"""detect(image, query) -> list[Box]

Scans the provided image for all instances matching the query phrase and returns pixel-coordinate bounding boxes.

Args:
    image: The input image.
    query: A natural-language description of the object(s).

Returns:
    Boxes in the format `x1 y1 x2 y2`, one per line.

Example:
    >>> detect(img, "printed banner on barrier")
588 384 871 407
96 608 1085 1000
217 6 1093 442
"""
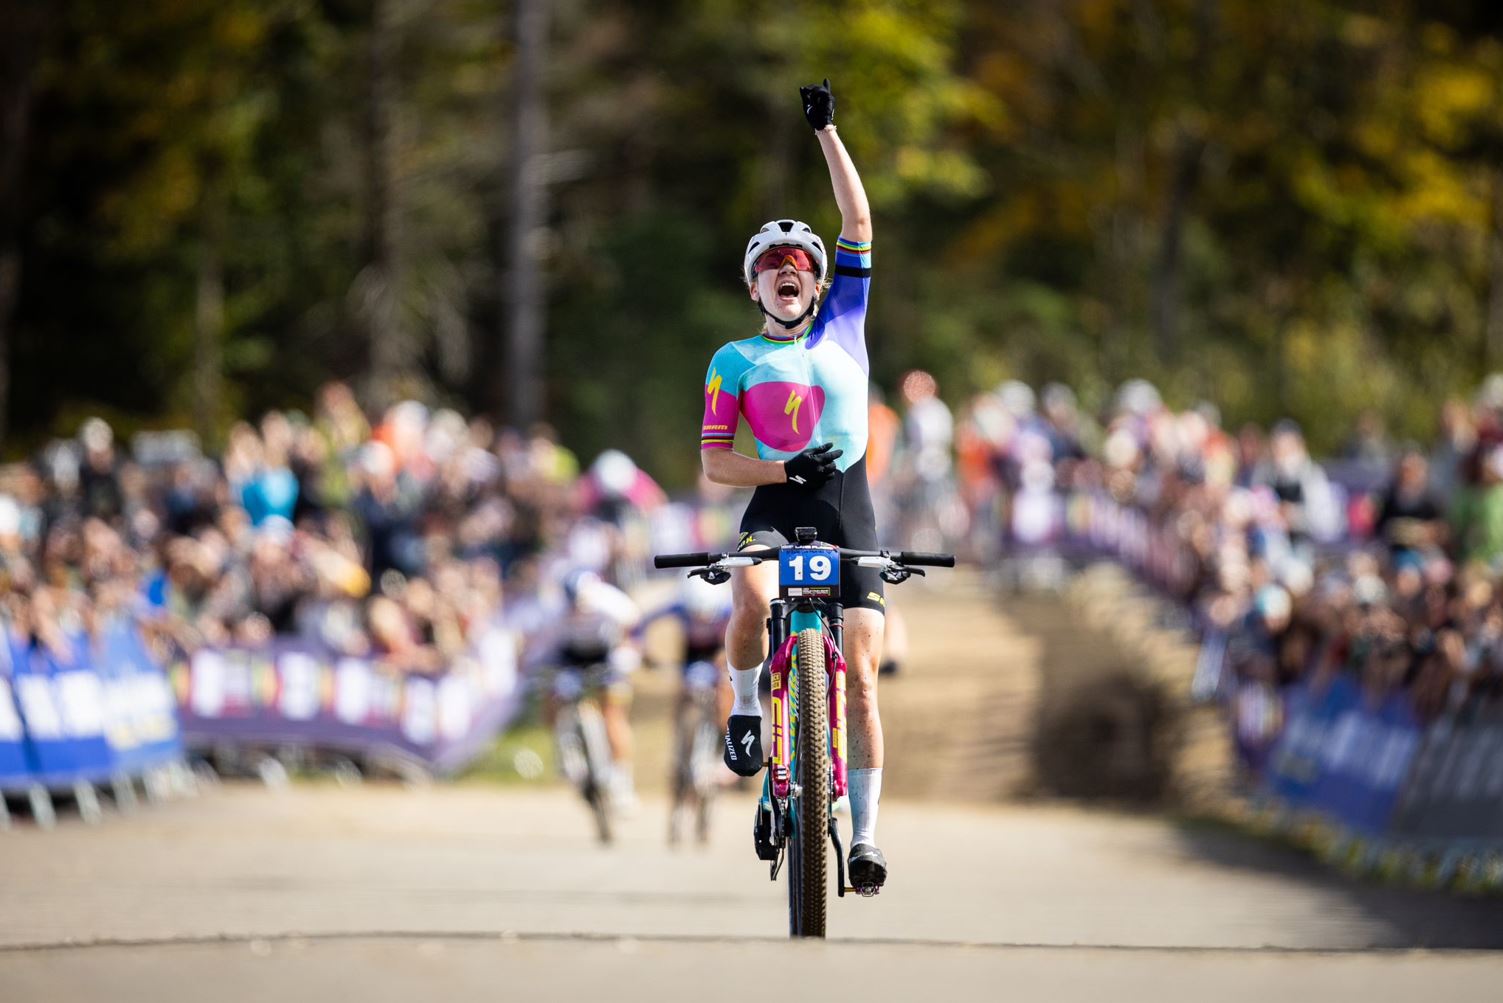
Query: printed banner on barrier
173 624 520 773
1263 676 1422 835
2 621 183 786
1389 704 1503 842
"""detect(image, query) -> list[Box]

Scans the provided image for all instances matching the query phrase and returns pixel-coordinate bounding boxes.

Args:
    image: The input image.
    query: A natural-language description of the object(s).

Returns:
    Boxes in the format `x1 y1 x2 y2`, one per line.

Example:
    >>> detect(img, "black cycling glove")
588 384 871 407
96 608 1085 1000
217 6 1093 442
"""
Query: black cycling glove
799 78 835 131
784 442 842 488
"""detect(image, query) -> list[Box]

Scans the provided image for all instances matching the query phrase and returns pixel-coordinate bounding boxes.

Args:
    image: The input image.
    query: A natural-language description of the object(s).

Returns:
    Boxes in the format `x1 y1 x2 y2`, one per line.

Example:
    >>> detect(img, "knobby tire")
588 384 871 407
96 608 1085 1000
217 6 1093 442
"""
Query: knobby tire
580 706 614 846
791 628 828 938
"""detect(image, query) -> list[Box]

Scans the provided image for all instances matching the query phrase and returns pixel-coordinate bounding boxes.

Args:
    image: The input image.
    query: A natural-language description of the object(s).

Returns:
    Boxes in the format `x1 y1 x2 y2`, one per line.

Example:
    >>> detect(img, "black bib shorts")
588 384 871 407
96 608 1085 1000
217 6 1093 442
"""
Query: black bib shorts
737 454 886 614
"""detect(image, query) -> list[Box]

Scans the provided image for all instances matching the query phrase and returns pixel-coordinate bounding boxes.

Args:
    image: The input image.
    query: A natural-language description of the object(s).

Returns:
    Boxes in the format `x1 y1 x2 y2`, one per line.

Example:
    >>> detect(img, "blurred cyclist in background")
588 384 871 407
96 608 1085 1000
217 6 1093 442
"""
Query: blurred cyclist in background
638 574 736 837
639 574 734 722
533 568 643 808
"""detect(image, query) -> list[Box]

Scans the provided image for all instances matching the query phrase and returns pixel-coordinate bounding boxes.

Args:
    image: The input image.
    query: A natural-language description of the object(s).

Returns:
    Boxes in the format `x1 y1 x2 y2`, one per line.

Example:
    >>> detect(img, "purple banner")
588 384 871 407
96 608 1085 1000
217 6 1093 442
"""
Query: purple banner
172 624 521 775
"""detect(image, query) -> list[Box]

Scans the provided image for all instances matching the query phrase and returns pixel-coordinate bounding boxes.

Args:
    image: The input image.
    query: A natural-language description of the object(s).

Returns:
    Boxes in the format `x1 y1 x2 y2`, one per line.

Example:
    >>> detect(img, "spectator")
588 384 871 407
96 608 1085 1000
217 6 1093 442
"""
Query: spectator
1374 449 1446 571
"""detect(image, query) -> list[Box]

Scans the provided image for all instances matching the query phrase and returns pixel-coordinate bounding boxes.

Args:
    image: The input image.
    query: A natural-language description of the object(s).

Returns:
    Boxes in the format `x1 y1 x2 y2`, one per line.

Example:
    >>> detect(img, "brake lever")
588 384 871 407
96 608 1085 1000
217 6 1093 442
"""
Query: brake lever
689 567 731 586
879 566 916 585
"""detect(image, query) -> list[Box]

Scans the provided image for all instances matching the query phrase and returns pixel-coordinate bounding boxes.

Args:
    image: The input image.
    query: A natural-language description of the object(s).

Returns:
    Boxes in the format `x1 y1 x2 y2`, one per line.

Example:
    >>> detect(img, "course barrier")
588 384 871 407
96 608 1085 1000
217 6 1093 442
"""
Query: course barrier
1053 488 1503 886
170 623 522 778
0 618 184 827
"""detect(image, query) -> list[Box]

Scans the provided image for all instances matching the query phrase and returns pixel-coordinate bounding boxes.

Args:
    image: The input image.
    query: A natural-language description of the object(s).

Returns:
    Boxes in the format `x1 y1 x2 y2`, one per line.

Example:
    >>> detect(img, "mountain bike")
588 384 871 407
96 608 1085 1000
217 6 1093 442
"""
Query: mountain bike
548 663 616 845
655 527 953 937
668 657 723 846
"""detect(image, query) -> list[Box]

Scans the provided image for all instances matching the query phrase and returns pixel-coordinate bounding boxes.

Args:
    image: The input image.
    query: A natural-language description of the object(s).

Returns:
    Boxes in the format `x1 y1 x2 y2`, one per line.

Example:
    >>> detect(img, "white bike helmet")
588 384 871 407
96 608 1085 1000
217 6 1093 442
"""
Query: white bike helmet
742 219 828 287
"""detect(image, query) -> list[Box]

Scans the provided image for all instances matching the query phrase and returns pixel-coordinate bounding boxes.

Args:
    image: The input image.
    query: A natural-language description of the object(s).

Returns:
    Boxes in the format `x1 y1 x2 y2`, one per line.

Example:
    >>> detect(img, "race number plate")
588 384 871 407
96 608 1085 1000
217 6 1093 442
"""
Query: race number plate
779 546 840 595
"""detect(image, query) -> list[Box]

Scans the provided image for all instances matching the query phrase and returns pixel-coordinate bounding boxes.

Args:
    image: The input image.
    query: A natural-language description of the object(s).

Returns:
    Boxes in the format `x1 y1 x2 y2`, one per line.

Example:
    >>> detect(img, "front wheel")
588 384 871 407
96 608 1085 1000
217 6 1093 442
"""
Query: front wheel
576 702 615 846
789 628 829 938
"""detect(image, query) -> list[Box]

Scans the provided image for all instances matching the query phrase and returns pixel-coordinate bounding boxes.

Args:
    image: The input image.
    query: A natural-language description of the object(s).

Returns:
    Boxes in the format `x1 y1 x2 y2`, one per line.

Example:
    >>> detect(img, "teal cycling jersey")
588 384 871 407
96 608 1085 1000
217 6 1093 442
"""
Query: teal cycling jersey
700 236 871 470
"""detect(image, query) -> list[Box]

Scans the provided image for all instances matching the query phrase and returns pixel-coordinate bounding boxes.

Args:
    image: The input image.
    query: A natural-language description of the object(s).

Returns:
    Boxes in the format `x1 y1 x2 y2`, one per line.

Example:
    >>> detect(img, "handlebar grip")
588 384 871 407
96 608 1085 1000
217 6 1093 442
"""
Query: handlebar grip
897 551 955 568
653 552 714 569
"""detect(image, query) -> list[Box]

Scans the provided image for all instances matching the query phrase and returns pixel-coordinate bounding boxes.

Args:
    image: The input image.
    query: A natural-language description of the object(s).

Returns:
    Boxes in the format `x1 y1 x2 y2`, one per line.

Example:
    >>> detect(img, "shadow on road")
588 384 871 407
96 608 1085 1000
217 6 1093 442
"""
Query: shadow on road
1168 818 1503 949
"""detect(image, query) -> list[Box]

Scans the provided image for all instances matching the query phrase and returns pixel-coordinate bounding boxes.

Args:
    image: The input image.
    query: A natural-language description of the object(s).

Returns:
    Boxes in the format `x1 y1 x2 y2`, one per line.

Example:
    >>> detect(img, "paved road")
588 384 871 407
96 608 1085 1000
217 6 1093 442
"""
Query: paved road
4 785 1502 1000
4 574 1503 1000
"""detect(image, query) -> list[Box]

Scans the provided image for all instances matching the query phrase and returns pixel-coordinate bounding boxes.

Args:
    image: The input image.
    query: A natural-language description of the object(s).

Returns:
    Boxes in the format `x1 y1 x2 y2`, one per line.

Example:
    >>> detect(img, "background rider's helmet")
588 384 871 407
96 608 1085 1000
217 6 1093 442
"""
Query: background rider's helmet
742 219 828 287
590 449 638 499
562 568 601 608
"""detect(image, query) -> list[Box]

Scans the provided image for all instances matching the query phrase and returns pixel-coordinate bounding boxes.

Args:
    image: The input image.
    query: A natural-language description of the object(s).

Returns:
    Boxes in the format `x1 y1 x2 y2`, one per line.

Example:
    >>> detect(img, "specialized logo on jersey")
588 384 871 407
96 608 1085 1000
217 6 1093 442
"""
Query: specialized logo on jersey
784 388 804 433
707 368 723 414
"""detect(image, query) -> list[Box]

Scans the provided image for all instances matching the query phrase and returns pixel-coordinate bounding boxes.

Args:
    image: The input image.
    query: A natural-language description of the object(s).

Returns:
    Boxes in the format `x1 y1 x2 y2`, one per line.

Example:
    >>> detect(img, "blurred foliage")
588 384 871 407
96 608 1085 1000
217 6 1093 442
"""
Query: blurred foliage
9 0 1503 471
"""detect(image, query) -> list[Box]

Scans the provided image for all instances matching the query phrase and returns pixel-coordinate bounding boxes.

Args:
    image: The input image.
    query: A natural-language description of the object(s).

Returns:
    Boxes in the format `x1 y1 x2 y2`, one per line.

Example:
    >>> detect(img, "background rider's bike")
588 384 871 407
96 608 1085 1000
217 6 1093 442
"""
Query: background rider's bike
655 528 953 938
548 663 616 846
669 659 723 846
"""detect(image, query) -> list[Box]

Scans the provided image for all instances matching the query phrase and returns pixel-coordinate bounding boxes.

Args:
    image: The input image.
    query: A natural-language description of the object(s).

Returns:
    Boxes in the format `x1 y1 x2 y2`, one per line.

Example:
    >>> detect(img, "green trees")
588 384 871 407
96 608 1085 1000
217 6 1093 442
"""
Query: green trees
8 0 1503 472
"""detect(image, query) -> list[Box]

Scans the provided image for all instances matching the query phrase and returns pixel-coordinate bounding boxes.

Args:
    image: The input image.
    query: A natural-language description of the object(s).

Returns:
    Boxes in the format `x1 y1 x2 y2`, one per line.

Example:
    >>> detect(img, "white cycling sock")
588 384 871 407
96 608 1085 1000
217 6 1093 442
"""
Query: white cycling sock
849 768 882 848
729 660 763 717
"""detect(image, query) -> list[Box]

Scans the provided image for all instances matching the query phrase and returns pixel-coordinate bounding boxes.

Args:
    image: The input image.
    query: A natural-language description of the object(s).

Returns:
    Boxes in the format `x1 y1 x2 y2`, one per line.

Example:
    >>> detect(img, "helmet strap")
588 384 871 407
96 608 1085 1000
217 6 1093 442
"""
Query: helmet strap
758 297 818 331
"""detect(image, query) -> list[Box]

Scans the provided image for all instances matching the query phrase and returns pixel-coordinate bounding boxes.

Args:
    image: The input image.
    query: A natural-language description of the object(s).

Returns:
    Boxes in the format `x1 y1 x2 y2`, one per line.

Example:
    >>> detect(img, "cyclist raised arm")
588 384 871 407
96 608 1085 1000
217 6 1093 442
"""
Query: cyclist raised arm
698 78 890 892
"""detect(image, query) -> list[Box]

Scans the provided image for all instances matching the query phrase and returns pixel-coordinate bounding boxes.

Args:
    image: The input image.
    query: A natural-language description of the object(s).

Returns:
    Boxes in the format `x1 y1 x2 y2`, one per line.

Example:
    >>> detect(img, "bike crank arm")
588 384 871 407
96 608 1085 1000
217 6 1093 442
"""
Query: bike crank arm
829 814 847 898
769 799 789 881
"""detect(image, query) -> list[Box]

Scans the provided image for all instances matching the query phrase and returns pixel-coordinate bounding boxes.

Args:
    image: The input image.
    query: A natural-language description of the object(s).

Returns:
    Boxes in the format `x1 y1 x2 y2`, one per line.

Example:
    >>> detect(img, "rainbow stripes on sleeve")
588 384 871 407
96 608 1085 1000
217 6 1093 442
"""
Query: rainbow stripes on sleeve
833 237 872 274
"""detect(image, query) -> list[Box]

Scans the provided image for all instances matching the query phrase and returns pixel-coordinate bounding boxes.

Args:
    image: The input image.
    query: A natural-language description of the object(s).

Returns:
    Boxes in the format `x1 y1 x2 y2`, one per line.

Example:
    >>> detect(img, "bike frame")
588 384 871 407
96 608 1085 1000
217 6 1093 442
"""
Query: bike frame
651 533 953 923
767 599 848 804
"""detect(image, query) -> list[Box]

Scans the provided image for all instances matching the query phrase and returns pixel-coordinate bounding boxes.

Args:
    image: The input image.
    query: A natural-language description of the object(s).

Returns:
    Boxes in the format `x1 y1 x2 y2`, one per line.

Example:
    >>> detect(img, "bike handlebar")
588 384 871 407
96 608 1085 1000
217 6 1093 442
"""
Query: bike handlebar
896 551 956 568
653 552 714 569
653 546 955 570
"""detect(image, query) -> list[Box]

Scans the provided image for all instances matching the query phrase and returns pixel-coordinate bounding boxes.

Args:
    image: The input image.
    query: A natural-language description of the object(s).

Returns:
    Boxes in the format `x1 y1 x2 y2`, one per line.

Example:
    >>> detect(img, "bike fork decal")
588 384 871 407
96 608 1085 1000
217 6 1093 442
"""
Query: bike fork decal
827 633 849 799
768 636 795 800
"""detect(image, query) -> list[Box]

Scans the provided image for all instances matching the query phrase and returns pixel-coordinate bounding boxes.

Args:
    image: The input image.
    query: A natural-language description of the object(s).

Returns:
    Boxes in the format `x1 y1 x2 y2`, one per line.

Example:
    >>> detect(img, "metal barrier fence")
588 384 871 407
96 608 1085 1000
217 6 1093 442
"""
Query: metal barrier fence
1056 488 1503 887
0 618 184 828
171 623 522 780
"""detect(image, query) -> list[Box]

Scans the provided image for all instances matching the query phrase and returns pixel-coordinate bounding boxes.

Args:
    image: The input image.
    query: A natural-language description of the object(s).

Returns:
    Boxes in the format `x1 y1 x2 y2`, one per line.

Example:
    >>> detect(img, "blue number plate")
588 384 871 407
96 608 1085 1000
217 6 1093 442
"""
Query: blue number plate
779 547 841 589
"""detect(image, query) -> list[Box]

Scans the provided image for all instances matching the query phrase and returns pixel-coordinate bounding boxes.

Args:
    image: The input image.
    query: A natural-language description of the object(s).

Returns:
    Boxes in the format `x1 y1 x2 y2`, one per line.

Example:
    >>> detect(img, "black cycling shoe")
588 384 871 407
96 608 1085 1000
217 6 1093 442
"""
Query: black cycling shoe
848 843 888 895
723 714 765 777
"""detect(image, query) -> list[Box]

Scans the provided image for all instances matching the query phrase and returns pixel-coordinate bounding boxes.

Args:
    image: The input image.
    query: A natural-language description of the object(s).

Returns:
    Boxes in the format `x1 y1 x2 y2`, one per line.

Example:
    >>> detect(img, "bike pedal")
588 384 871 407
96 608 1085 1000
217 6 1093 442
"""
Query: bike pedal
848 884 882 898
752 801 779 861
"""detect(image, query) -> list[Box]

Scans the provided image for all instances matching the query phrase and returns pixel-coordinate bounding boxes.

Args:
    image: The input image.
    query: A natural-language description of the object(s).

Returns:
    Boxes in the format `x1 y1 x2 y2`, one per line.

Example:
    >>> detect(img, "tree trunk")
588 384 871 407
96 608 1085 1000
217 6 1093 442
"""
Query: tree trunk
1151 0 1215 368
1486 169 1503 373
0 5 50 450
194 195 225 446
1151 130 1203 365
503 0 549 429
366 0 404 408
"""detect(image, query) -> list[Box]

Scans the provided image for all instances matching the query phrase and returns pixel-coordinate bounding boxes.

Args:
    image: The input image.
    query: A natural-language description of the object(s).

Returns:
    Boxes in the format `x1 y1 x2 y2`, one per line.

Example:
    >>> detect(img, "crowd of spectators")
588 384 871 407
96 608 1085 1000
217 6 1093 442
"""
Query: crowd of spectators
932 374 1503 757
0 382 659 676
